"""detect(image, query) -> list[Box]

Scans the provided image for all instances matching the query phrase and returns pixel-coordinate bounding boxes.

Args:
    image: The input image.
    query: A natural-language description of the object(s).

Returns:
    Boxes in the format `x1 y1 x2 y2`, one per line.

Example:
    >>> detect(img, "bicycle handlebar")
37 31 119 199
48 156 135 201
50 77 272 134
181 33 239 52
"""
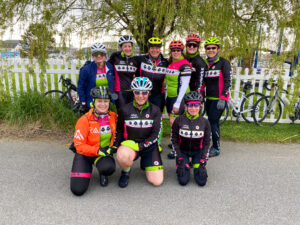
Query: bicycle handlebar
263 79 288 94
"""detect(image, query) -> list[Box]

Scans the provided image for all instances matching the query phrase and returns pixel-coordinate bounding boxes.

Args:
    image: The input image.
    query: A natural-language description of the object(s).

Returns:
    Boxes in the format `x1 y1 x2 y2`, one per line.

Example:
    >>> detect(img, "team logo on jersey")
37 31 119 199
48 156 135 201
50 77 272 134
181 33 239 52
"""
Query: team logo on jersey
212 66 215 69
196 126 199 129
74 129 84 140
130 114 138 119
130 62 133 65
146 114 149 118
154 161 159 166
182 125 189 129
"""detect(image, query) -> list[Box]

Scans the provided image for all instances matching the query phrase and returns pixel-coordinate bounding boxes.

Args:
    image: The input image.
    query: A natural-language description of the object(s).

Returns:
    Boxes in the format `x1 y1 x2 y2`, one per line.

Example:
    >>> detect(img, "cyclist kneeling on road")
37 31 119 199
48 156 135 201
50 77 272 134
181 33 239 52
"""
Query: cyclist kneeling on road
70 86 117 196
171 91 211 186
114 77 163 188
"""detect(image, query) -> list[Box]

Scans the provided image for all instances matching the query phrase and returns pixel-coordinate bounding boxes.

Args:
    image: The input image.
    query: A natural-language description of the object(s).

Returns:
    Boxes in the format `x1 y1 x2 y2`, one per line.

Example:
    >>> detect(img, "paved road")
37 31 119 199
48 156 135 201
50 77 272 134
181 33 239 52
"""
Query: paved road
0 138 299 225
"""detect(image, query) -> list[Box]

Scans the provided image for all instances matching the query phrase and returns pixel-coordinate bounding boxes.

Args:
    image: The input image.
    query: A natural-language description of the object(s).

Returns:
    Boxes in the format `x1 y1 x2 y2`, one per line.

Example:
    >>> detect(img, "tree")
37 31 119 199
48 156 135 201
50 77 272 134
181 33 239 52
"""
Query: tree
20 23 56 60
1 0 299 58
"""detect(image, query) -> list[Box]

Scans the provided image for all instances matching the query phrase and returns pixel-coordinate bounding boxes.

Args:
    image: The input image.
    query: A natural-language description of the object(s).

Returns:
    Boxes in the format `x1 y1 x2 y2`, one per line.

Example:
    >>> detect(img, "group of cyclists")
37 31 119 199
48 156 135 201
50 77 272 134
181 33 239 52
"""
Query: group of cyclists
71 33 232 196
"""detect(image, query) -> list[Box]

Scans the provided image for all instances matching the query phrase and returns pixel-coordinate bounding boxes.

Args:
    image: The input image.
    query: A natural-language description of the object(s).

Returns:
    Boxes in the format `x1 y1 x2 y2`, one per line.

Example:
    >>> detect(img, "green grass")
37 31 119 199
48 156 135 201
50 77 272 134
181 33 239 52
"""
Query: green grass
162 119 300 143
0 92 299 143
1 92 77 132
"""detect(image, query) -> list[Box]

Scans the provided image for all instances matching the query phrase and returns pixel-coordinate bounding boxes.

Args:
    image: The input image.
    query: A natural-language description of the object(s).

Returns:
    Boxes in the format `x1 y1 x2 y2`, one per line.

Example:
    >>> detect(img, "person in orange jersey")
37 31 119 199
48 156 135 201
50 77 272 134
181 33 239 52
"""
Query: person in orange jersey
70 86 117 196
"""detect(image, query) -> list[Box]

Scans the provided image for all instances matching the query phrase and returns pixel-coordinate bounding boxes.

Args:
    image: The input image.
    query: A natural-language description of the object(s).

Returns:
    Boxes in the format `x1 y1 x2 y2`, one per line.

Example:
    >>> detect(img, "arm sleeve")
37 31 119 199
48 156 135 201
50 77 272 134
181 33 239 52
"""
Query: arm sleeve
73 116 99 157
113 108 125 147
197 61 206 92
201 119 211 162
171 117 181 156
174 76 191 108
138 108 162 152
220 59 232 100
77 67 88 102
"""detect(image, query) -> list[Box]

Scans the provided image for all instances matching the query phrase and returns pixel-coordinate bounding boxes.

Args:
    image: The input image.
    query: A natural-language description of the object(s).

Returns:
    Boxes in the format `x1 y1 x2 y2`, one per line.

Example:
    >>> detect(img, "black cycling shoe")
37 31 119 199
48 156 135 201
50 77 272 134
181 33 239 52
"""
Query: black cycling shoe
167 149 177 159
209 146 220 157
168 143 173 149
100 174 108 187
118 171 130 188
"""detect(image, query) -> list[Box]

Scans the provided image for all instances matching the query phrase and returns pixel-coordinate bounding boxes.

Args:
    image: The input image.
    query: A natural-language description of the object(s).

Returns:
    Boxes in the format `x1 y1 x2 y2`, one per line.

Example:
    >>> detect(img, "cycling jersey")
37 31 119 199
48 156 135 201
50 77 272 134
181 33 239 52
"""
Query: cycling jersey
73 109 117 157
186 53 206 92
114 101 162 153
95 66 108 87
202 57 232 101
135 54 168 96
166 57 192 108
171 113 211 163
78 61 114 106
108 51 139 91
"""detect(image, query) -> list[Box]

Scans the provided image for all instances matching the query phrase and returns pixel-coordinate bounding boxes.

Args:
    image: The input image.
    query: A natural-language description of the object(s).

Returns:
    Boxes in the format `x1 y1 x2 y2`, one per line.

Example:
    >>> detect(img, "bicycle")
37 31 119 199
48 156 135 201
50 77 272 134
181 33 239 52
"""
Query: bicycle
253 81 299 126
201 81 268 125
44 75 81 114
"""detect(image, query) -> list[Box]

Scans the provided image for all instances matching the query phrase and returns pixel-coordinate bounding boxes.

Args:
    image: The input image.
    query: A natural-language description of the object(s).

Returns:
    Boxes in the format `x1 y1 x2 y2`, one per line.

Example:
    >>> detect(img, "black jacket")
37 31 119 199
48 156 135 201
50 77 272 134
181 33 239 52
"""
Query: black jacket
172 113 211 160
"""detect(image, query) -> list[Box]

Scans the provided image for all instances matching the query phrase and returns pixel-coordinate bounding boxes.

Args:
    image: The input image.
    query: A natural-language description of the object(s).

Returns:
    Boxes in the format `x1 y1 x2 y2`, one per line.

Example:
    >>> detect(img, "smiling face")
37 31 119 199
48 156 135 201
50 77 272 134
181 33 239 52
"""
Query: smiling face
171 49 182 60
93 52 106 64
94 98 110 113
149 46 161 58
186 42 199 55
186 103 201 116
133 90 149 107
205 44 219 58
121 42 133 56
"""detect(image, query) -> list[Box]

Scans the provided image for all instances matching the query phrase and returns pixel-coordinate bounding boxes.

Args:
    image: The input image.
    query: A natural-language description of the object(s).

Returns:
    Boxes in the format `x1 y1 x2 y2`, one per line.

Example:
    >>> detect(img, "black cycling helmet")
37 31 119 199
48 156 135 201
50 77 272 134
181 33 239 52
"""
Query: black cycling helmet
90 86 118 102
90 86 110 99
184 91 203 103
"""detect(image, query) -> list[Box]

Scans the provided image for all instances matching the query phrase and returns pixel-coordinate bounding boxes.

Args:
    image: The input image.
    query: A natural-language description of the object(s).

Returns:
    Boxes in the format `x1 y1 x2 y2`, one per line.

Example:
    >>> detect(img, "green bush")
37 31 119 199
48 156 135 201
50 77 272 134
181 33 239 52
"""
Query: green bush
2 92 77 132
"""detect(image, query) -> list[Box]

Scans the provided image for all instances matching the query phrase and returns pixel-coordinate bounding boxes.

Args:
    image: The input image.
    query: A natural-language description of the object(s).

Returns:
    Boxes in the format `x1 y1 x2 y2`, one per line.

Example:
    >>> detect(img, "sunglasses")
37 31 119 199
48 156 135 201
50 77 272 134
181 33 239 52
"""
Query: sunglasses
187 43 199 48
134 90 149 96
171 49 181 52
205 47 217 50
92 52 106 57
187 103 201 107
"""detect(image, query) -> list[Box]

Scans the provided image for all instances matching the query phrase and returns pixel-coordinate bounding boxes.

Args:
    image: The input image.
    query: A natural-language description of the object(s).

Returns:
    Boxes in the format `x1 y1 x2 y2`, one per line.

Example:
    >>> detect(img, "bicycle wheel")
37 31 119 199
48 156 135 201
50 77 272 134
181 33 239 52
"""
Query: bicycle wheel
219 102 229 126
45 90 73 107
253 96 282 127
240 92 267 123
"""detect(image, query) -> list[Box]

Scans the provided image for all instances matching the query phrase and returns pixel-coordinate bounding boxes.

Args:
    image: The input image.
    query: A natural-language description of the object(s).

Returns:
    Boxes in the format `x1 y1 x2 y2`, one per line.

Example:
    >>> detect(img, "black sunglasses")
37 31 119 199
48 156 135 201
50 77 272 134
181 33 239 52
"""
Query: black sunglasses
92 52 106 57
187 43 199 48
205 47 217 50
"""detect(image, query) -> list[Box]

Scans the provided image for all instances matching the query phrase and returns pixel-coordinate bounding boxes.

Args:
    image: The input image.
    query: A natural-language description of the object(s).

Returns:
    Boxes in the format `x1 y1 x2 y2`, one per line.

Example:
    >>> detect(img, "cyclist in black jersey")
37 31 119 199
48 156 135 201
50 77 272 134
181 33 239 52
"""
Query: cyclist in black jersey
108 35 139 108
172 91 211 186
114 77 163 188
185 33 206 94
135 37 168 112
201 38 232 157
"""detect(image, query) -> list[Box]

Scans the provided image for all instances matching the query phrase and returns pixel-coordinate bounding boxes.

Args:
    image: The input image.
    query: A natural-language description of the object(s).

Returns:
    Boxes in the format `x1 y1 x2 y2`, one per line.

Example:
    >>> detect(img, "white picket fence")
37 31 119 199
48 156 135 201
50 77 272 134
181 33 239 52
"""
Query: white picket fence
1 59 299 124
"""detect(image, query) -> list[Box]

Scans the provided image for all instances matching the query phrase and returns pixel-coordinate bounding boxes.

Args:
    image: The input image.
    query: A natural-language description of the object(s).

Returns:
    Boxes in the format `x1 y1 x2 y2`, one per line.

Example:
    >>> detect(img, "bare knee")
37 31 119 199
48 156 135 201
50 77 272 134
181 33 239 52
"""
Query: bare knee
146 171 164 186
116 146 135 168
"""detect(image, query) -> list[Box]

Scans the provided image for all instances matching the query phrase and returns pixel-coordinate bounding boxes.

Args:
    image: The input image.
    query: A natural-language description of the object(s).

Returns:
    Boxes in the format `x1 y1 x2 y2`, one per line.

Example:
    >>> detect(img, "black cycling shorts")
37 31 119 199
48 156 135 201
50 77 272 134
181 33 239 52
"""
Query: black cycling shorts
133 144 163 171
166 96 185 117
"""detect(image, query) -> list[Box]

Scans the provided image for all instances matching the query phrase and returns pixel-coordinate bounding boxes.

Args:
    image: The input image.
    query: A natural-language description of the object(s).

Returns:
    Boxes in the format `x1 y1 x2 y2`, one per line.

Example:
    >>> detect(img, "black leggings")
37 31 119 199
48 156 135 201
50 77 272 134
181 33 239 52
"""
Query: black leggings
205 99 225 149
70 153 115 196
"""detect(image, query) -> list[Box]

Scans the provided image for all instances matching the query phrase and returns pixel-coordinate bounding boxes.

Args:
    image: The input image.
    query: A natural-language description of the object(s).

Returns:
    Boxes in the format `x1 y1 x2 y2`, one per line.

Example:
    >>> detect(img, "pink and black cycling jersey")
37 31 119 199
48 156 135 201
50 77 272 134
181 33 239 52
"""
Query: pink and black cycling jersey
171 113 211 163
108 51 139 91
202 57 232 101
166 58 192 98
135 54 168 96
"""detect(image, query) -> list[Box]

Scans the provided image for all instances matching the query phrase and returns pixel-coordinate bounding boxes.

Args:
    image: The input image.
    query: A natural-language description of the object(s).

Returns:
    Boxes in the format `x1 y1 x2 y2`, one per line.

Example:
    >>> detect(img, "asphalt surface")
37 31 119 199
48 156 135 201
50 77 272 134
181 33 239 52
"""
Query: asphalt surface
0 138 299 225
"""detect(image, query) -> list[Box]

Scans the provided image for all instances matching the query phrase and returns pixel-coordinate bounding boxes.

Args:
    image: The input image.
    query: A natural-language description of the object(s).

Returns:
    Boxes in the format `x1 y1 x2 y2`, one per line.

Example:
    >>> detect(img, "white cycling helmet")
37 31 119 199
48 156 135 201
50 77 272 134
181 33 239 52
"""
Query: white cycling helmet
91 42 107 55
131 77 152 91
118 35 134 47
